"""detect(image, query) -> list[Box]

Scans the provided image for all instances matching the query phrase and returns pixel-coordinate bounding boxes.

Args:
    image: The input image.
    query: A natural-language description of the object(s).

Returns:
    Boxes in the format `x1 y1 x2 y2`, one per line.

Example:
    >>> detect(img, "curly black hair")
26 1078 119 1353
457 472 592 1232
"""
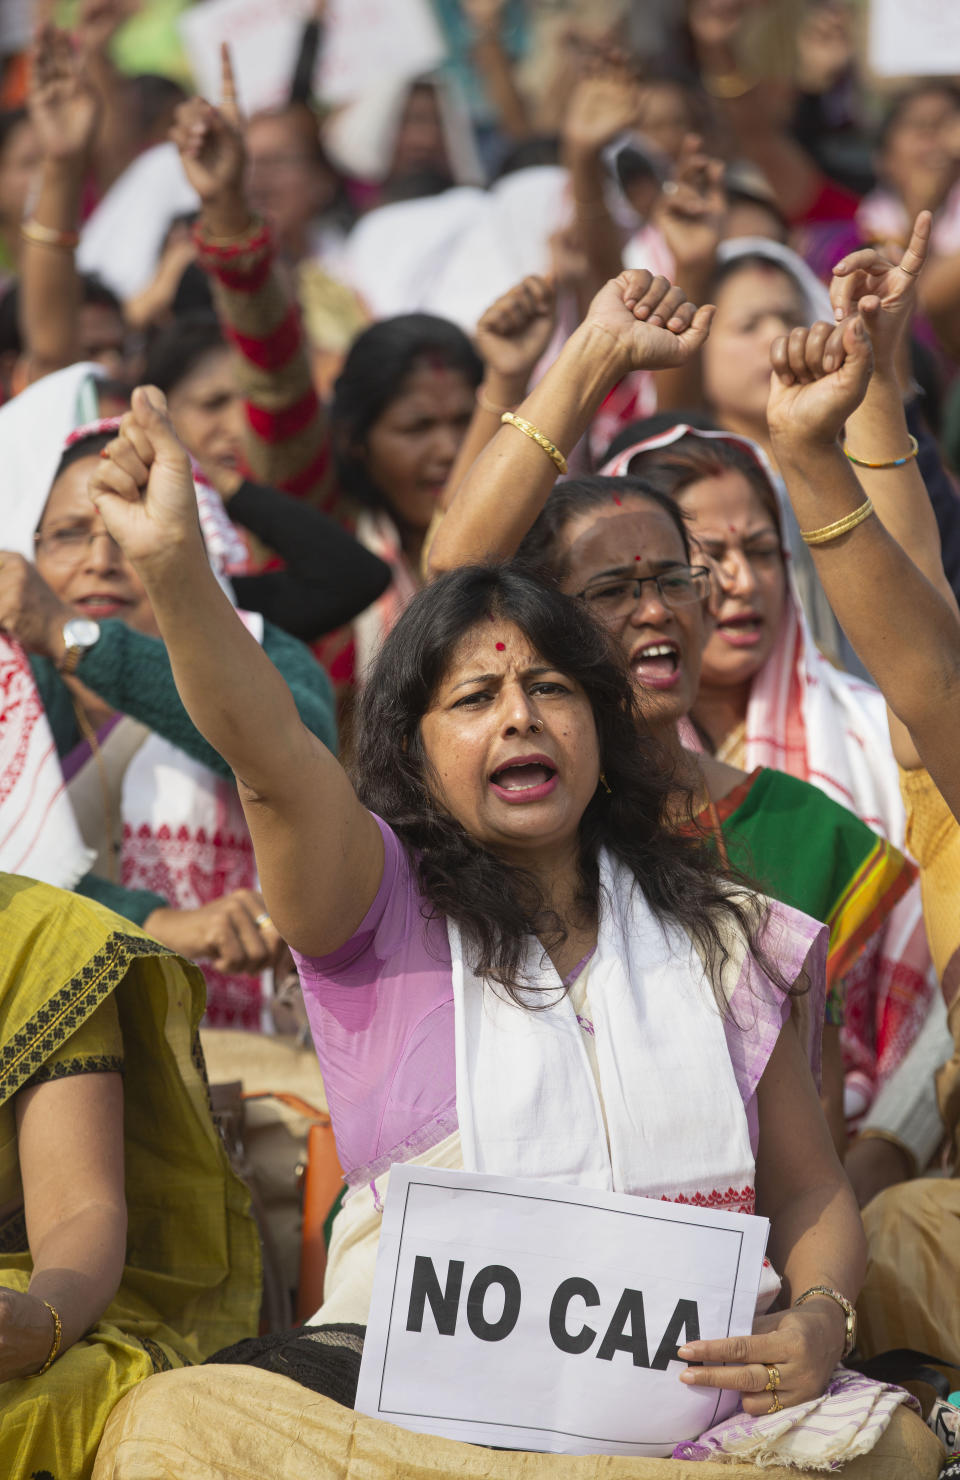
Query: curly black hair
354 563 785 1009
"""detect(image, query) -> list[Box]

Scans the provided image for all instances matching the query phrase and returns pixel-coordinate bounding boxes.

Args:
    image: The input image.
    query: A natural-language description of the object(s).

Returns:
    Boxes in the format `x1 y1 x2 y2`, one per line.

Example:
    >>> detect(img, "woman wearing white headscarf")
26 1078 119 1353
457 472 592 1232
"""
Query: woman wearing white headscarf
0 364 337 1028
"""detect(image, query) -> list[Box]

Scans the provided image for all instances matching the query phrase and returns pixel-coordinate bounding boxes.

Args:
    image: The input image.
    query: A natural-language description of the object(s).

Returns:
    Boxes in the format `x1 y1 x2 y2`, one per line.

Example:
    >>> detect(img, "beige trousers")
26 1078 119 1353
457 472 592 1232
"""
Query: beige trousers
92 1365 944 1480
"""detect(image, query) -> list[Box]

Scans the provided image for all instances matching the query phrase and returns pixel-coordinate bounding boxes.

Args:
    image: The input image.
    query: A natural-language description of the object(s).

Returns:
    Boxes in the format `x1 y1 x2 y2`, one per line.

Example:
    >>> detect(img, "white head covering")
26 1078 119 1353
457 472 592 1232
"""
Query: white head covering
0 364 248 588
0 363 104 559
715 236 834 325
0 365 106 887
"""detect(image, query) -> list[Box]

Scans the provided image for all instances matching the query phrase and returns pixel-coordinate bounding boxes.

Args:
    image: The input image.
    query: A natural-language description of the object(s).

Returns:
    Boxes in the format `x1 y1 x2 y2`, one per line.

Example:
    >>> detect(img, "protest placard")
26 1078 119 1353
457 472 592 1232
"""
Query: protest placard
868 0 960 78
355 1165 770 1457
179 0 446 115
179 0 312 113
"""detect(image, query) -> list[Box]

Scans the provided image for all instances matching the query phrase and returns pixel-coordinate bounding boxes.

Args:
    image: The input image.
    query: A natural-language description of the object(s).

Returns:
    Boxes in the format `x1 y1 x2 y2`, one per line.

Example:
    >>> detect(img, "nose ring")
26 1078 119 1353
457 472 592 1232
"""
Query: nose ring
530 719 543 734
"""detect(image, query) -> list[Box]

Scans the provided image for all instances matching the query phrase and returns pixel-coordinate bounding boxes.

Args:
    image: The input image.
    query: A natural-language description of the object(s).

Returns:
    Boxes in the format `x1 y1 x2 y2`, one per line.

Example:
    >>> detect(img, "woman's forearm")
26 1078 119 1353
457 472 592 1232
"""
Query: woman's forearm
20 157 84 377
566 147 625 292
440 368 530 514
472 27 531 141
135 544 313 801
429 323 628 572
768 1180 865 1310
843 369 952 588
776 439 960 814
28 1202 127 1353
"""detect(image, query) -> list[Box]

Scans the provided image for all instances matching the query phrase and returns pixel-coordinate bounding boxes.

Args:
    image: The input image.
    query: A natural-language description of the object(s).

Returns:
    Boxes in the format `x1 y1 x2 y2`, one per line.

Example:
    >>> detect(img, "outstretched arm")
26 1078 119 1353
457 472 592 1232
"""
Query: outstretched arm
428 270 714 574
19 25 101 380
651 133 726 413
767 309 960 821
88 388 383 956
464 0 531 142
170 47 330 501
829 213 960 769
441 273 557 516
561 69 641 295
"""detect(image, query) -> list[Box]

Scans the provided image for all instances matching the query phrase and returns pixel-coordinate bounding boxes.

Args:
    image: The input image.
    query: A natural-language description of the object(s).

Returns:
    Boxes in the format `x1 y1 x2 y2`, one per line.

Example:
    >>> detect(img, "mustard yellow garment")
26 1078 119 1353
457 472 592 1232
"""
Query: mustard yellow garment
899 765 960 1156
0 873 261 1480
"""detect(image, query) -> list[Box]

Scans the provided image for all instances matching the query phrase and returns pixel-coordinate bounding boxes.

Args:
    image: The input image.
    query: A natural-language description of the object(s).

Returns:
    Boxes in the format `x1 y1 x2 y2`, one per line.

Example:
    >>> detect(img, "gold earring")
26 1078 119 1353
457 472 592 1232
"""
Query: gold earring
599 772 612 795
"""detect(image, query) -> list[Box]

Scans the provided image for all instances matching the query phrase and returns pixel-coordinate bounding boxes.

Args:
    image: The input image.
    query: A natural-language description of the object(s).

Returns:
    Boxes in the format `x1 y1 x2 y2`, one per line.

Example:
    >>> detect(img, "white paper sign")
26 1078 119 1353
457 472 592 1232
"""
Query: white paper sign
869 0 960 78
318 0 447 106
179 0 313 115
179 0 447 116
356 1165 769 1458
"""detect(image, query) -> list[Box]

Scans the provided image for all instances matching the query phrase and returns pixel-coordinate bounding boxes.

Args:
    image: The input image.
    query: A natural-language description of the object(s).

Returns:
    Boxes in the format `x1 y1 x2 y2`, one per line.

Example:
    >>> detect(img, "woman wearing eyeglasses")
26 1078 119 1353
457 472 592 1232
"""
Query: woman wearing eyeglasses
429 269 918 1166
0 365 337 1028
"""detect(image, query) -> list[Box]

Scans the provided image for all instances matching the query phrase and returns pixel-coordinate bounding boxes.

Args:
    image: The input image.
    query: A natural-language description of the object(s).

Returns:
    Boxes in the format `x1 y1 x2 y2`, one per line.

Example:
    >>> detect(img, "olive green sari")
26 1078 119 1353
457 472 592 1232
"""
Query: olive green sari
0 874 261 1480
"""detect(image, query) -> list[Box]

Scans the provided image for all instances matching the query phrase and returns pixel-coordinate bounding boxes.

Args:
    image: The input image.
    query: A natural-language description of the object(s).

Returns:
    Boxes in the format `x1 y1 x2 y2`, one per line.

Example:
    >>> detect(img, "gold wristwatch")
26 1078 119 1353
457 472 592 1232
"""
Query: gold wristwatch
59 617 101 675
794 1285 857 1358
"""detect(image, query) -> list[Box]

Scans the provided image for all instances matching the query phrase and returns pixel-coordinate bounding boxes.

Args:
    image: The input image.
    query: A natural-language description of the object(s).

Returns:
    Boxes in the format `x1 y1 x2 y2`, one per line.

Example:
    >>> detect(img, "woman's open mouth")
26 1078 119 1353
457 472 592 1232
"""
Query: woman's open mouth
489 755 558 803
717 613 764 648
631 641 681 691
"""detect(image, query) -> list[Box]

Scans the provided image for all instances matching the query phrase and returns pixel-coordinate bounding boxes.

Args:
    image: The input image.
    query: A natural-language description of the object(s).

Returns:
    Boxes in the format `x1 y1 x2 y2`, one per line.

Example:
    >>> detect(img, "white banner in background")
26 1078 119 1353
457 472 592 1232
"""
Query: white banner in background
179 0 446 116
869 0 960 77
0 0 30 55
355 1165 770 1458
180 0 313 114
319 0 446 105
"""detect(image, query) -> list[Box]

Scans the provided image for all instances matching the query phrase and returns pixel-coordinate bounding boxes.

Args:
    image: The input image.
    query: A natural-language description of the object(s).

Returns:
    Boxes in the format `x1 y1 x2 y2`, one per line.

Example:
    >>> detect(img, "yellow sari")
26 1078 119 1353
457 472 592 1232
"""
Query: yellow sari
0 873 261 1480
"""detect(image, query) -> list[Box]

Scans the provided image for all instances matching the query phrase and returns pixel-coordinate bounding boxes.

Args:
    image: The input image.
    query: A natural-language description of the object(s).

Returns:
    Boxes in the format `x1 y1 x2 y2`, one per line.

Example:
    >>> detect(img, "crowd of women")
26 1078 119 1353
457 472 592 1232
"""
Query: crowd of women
0 1 959 1476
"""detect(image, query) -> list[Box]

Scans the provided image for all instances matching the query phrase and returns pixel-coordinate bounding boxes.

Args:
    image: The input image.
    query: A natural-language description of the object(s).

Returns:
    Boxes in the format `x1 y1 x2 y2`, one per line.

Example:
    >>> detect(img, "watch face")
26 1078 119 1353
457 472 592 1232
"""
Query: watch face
63 617 101 649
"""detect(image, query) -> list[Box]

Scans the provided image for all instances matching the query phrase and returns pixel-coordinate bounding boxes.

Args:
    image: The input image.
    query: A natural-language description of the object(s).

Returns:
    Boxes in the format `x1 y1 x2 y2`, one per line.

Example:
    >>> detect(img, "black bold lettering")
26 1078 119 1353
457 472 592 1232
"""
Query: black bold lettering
651 1299 701 1370
595 1289 650 1367
406 1255 464 1334
549 1277 600 1354
466 1264 522 1342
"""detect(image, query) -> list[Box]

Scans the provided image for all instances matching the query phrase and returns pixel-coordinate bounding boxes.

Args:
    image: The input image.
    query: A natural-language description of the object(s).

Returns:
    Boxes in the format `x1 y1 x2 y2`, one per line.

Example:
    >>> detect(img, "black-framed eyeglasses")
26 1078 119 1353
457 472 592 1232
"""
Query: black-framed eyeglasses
576 565 712 619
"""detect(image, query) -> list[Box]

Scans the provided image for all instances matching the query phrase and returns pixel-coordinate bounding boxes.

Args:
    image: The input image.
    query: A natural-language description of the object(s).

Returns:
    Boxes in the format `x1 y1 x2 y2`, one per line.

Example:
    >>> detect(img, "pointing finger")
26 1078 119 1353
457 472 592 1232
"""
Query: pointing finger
219 42 242 124
900 209 932 279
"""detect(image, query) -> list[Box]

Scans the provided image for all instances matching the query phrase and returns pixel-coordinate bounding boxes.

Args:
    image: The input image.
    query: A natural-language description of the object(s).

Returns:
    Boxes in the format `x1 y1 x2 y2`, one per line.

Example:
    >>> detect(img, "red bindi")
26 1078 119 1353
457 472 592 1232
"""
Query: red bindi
613 495 622 506
495 642 506 651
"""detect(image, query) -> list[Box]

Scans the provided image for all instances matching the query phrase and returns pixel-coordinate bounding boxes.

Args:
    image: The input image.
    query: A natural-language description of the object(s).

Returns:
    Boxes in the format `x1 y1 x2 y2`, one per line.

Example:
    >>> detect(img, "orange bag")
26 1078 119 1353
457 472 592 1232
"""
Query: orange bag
242 1091 344 1322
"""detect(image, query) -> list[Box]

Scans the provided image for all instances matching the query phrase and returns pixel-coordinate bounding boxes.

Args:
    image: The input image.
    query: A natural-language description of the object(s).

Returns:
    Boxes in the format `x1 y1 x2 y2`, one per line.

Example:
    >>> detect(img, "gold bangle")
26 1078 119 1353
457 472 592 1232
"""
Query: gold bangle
793 1284 857 1359
35 1300 62 1376
21 219 79 250
500 412 567 474
843 435 918 470
799 498 874 546
476 386 516 417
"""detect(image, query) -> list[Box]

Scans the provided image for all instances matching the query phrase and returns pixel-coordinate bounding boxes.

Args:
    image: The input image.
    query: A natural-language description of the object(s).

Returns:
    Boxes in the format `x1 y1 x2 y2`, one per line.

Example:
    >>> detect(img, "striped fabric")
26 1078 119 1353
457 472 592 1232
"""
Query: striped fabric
674 1367 919 1469
192 216 333 508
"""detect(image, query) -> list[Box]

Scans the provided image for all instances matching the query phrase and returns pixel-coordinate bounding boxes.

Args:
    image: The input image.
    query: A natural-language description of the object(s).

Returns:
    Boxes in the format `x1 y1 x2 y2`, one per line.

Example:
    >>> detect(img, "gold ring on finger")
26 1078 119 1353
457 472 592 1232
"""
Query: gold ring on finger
254 912 272 930
767 1391 783 1414
764 1365 781 1392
